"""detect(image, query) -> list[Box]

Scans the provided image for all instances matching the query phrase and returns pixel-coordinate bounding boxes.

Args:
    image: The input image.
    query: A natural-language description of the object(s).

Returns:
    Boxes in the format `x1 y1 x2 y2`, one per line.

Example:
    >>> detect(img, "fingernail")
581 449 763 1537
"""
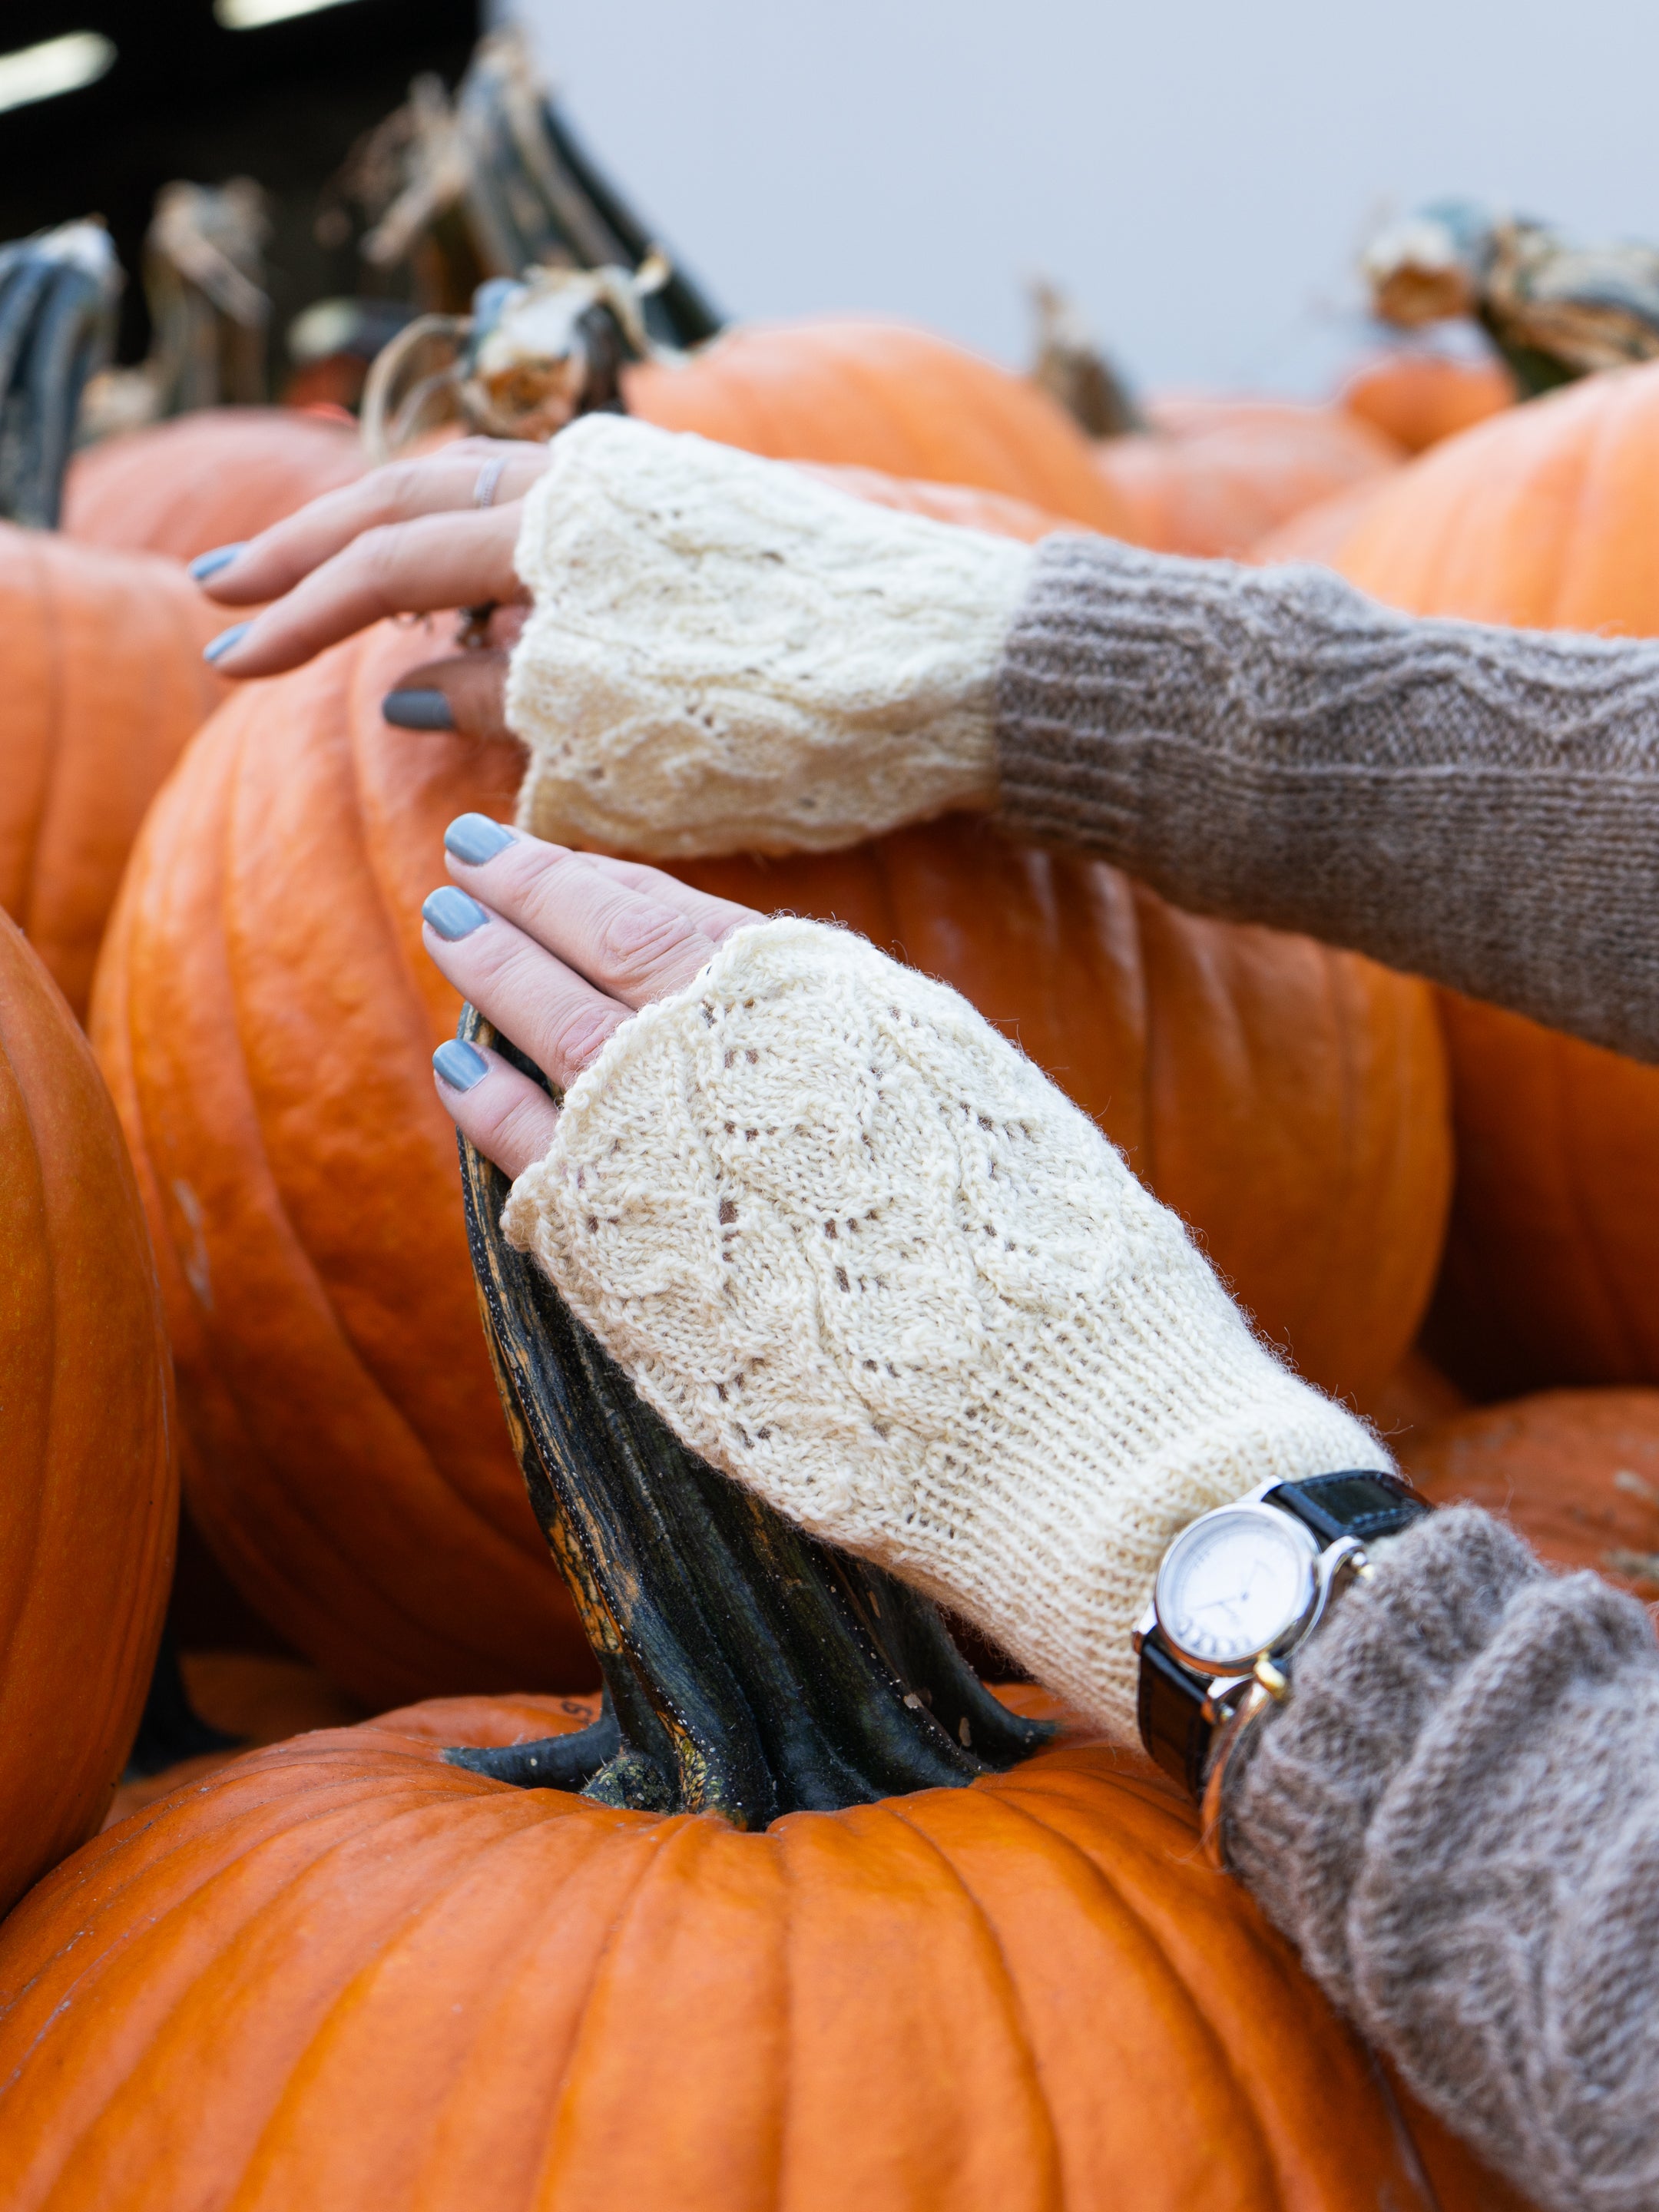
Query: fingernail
422 886 490 940
203 621 250 664
444 813 516 865
433 1038 489 1092
383 687 456 731
188 542 246 582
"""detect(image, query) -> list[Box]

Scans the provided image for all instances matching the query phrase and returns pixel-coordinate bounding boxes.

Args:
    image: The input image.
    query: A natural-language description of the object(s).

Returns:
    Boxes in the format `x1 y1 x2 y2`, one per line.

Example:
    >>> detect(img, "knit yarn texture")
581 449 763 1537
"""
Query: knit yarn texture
1221 1506 1659 2212
998 532 1659 1061
502 916 1383 1734
505 415 1025 858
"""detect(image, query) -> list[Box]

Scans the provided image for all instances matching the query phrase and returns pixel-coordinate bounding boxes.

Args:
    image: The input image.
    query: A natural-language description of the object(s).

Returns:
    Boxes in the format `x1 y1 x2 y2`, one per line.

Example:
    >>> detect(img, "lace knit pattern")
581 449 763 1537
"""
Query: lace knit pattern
1221 1507 1659 2212
505 415 1023 858
502 916 1384 1734
998 533 1659 1061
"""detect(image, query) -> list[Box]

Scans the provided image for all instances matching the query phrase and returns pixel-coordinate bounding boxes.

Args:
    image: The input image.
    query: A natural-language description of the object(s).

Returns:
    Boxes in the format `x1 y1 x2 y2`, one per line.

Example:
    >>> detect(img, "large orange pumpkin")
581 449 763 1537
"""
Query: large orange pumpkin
0 910 177 1913
1335 362 1659 1390
0 525 225 1018
1402 1386 1659 1600
0 1688 1523 2212
91 571 1450 1706
624 318 1133 532
1339 350 1515 455
1091 395 1403 558
62 406 369 561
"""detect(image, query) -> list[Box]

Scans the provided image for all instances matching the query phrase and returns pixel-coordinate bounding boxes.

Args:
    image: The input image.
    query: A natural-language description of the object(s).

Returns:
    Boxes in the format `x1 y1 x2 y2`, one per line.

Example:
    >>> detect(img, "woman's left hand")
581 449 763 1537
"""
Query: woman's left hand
421 820 761 1174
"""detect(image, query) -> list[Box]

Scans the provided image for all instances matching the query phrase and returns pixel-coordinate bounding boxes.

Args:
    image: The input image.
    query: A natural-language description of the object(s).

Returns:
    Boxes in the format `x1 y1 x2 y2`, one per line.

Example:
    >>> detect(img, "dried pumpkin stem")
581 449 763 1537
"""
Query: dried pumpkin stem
451 1005 1051 1829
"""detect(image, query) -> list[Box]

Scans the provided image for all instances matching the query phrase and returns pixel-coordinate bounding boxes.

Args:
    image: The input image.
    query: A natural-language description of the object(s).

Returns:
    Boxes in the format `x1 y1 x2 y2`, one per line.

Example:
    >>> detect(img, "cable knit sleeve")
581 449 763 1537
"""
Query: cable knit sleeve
996 534 1659 1062
1217 1507 1659 2212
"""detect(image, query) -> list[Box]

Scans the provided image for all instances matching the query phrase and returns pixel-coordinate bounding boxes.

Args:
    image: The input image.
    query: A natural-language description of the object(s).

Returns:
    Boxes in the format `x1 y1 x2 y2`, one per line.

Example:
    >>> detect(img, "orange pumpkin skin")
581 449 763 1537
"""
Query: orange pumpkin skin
91 601 1449 1706
1402 1386 1659 1601
1336 363 1659 1389
0 525 225 1018
624 318 1134 533
1339 351 1515 455
1248 474 1399 569
0 912 176 1913
62 406 368 562
1092 396 1403 559
0 1694 1477 2212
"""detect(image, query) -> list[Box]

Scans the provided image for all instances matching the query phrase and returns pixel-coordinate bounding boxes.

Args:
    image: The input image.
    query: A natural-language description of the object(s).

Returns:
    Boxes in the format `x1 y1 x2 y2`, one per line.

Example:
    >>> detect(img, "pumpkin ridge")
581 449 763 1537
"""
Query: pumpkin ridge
876 1793 1071 2204
230 1800 652 2209
1549 1033 1644 1374
972 1765 1316 2199
0 1784 566 2199
0 1028 52 1684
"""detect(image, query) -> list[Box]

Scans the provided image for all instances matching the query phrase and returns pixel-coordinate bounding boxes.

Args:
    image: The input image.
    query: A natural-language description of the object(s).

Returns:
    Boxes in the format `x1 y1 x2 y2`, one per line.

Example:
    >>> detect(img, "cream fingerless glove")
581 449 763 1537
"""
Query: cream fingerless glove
505 415 1031 857
502 918 1386 1736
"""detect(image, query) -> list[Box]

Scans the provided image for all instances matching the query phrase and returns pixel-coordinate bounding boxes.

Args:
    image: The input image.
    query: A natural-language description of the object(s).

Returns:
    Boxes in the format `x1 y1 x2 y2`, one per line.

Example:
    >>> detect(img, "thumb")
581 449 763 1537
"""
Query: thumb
382 651 515 744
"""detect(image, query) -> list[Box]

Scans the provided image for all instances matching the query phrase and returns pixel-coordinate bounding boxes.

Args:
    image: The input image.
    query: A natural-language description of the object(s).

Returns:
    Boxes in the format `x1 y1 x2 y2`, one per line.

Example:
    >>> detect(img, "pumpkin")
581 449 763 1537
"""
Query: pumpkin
1334 361 1659 1390
0 909 176 1913
1339 350 1515 454
91 569 1450 1707
1091 395 1403 558
0 1694 1510 2212
1402 1386 1659 1601
624 318 1134 531
0 1153 1523 2212
63 406 368 561
0 524 226 1018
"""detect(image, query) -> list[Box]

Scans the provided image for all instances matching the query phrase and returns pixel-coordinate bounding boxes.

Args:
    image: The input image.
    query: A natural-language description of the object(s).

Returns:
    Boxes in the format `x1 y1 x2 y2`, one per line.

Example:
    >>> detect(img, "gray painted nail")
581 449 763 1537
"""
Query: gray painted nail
188 542 247 582
433 1038 489 1092
382 687 456 731
422 886 490 940
444 813 516 865
203 621 251 664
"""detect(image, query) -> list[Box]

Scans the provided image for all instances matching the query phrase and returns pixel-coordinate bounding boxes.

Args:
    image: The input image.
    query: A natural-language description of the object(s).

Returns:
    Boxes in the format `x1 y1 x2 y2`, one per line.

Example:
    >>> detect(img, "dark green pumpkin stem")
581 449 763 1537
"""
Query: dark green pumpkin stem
449 1005 1051 1830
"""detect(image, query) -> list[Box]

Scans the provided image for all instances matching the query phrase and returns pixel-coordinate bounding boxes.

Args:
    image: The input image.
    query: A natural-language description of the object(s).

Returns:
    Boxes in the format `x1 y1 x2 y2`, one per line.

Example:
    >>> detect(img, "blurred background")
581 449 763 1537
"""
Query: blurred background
5 0 1658 394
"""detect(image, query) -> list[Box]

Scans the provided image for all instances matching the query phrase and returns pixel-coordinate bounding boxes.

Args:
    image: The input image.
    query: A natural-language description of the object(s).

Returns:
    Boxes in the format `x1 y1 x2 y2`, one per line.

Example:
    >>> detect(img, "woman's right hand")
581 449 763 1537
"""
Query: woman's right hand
190 437 551 738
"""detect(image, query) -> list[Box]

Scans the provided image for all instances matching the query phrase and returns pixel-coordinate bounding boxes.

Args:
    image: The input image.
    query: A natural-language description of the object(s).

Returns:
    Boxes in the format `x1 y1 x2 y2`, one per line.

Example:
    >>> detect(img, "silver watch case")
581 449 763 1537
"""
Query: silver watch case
1134 1486 1369 1683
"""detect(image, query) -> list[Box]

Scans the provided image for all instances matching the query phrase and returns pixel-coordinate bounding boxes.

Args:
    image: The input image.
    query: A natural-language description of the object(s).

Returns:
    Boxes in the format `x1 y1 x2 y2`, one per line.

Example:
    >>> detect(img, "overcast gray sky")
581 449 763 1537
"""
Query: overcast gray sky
504 0 1659 399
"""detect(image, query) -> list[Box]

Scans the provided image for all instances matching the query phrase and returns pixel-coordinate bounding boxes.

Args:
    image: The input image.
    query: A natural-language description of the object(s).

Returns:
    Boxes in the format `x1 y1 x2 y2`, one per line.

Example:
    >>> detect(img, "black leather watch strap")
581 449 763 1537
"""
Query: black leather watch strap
1137 1628 1217 1797
1265 1468 1428 1548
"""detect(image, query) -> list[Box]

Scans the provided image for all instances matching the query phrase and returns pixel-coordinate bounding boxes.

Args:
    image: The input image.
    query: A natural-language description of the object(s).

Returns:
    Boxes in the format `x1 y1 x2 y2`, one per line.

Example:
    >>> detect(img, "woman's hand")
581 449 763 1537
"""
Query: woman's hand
421 819 760 1173
191 439 551 737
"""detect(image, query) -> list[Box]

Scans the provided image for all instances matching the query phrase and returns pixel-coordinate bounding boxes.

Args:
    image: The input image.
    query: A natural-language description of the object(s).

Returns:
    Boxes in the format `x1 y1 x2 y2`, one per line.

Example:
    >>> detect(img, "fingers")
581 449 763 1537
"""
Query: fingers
196 440 551 608
421 889 633 1097
439 832 762 1011
430 1038 561 1182
382 651 512 743
204 505 525 677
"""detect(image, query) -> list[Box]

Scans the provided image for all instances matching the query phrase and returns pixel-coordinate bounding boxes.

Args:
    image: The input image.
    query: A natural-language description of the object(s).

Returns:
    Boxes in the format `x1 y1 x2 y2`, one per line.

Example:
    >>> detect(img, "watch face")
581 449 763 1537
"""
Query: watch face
1154 1505 1319 1673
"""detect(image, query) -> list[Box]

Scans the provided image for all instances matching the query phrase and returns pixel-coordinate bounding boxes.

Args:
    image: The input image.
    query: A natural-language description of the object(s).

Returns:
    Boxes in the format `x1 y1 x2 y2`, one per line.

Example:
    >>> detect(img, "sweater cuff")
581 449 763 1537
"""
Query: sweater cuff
505 414 1031 859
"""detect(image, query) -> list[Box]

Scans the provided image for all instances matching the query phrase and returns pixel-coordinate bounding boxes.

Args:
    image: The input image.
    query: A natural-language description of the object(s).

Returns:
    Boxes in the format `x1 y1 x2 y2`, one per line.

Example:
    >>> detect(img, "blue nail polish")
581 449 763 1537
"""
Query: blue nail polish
422 886 490 940
188 542 247 582
383 687 456 731
444 813 516 864
203 621 251 664
433 1038 489 1092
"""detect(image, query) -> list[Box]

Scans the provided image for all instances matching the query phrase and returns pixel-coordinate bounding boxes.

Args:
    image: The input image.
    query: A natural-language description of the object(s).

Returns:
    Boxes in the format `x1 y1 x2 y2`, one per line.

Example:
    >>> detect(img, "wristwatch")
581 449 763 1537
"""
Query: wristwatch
1134 1469 1430 1813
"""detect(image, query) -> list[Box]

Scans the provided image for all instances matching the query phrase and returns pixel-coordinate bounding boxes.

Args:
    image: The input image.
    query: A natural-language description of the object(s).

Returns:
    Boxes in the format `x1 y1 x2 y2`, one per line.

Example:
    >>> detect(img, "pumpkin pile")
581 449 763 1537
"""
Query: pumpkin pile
0 58 1644 2204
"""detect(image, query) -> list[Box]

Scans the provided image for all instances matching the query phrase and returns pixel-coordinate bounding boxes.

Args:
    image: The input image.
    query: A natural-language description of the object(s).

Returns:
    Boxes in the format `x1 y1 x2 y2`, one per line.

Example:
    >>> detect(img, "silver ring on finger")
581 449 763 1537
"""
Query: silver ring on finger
472 453 510 510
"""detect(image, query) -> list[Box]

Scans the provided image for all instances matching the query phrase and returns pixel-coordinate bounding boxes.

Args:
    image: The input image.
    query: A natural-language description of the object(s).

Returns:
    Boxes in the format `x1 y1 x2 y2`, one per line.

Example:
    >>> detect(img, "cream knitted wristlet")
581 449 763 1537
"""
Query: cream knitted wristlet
505 415 1031 858
502 917 1386 1734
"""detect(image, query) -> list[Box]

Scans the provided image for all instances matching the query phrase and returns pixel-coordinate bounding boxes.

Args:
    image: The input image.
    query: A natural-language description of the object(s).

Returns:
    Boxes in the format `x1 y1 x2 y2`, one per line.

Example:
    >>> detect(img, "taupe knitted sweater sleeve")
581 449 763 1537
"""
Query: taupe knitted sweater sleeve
997 535 1659 1063
1219 1508 1659 2212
